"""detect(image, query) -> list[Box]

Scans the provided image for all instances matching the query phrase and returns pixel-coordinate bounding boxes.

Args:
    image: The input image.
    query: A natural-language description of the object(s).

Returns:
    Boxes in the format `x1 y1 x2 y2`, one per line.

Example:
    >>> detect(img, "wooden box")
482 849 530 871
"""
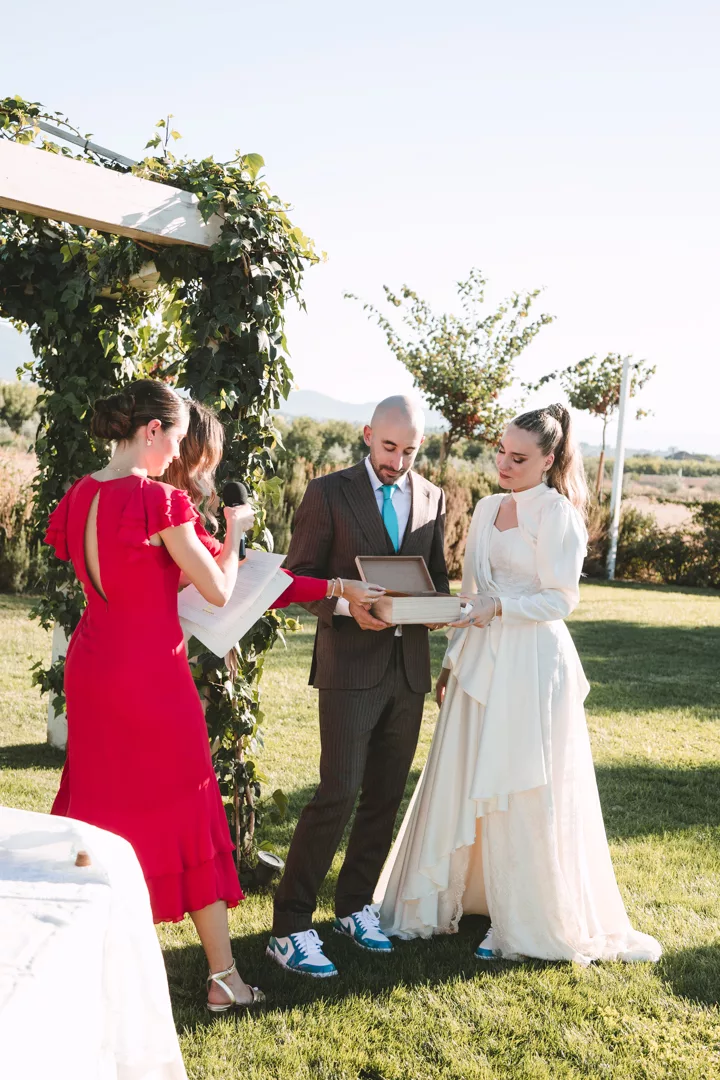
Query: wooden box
355 555 462 625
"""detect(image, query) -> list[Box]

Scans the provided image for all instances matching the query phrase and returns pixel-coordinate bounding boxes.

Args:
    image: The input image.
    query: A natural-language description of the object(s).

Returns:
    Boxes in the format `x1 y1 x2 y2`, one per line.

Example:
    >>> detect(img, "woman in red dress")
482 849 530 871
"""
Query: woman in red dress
46 382 383 1013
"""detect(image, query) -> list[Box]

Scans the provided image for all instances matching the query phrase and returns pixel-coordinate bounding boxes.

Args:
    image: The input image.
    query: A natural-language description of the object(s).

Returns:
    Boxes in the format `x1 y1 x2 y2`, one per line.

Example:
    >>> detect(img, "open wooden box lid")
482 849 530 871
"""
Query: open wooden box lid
355 555 437 596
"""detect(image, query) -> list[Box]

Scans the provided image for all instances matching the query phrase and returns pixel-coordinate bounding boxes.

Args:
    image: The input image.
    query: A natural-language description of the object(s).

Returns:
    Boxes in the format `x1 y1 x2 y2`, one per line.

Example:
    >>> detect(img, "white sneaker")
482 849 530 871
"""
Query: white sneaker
266 929 338 977
475 927 497 960
334 904 393 953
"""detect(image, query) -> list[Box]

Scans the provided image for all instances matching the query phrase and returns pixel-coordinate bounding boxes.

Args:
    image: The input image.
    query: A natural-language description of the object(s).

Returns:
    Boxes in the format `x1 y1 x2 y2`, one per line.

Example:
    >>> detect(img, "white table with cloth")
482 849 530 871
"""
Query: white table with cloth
0 806 187 1080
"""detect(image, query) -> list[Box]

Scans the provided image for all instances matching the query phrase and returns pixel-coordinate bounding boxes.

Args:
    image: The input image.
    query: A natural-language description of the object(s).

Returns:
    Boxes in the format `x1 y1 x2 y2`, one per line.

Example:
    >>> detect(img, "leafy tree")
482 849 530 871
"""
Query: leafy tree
529 353 655 498
280 416 325 463
0 379 40 432
319 418 365 463
418 432 443 463
277 415 363 468
346 268 553 472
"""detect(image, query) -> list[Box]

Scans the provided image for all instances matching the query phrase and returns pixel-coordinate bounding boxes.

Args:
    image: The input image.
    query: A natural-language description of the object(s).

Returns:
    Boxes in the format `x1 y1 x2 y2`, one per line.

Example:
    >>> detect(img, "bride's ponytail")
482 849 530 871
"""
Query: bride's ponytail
512 404 589 518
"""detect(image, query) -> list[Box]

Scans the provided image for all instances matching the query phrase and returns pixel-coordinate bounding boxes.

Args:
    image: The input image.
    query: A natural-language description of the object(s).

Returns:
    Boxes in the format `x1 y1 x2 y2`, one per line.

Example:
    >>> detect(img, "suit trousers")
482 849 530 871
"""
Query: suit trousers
272 641 425 936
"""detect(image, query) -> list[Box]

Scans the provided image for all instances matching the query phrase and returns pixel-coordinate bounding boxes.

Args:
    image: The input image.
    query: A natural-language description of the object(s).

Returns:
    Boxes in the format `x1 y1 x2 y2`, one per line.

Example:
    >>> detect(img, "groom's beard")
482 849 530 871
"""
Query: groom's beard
368 451 412 487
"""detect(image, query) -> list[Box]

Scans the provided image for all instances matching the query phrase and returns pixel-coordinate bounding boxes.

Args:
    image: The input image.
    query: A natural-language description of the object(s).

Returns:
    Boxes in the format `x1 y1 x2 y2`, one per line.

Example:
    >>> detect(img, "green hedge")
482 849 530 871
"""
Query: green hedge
590 455 720 478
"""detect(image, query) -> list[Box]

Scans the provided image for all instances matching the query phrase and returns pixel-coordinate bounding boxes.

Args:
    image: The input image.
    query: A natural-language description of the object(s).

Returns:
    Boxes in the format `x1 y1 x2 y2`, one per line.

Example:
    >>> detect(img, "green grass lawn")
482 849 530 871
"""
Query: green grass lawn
2 583 720 1078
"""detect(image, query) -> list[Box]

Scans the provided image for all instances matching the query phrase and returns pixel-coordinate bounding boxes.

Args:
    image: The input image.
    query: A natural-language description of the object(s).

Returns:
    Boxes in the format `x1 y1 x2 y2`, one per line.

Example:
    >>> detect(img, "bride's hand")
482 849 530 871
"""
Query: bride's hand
449 594 498 628
338 579 386 606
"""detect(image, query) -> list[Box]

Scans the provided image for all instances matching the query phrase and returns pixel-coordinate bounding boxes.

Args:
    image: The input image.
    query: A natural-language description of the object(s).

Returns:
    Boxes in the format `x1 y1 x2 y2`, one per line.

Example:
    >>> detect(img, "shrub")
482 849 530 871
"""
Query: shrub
275 416 365 469
583 503 657 579
0 449 41 593
266 418 363 552
590 455 720 479
263 456 330 555
417 462 495 578
584 498 720 588
0 380 40 434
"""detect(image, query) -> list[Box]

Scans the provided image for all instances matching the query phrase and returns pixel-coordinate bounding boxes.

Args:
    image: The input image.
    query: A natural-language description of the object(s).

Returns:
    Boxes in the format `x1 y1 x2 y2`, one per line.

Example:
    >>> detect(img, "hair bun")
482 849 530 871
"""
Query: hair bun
91 391 134 441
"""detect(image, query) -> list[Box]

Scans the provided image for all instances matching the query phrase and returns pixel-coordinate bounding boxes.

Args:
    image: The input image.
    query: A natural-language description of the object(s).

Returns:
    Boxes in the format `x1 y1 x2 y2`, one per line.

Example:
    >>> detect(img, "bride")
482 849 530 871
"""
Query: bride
376 404 661 965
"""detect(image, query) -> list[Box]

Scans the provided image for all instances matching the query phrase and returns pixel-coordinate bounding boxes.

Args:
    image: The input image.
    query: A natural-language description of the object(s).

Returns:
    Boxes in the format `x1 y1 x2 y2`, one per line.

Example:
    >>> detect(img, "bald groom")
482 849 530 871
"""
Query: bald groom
267 397 449 976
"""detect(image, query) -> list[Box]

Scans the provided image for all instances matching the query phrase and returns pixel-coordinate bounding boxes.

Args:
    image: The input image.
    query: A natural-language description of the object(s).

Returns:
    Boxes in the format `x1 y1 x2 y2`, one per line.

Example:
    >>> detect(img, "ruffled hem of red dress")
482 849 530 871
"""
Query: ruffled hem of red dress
44 524 70 560
147 849 244 924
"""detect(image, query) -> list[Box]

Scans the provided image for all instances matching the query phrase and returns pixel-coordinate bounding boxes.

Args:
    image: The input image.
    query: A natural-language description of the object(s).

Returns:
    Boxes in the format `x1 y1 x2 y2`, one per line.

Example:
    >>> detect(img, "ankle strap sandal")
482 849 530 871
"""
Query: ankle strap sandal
206 958 266 1013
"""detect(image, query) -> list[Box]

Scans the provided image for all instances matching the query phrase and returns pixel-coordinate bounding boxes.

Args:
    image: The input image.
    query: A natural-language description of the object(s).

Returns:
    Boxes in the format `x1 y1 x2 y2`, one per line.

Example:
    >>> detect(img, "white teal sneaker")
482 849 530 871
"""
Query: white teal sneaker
333 904 393 953
475 927 497 960
266 929 338 977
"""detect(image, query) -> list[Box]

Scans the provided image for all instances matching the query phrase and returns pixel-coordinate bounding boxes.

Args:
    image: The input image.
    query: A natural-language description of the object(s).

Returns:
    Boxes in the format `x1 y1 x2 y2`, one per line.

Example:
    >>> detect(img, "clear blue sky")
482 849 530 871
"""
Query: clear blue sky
2 0 718 451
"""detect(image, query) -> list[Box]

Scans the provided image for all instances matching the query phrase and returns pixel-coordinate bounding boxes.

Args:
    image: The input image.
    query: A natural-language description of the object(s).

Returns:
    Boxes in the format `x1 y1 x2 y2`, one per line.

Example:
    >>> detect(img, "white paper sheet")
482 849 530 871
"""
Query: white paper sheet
178 549 290 657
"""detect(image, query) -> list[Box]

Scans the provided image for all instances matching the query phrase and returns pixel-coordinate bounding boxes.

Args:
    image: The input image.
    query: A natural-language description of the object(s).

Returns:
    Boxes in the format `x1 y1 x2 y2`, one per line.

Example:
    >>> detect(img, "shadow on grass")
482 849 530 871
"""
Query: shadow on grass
0 742 65 769
164 913 550 1030
568 620 720 718
659 944 720 1006
597 761 720 839
280 613 720 719
164 744 720 1027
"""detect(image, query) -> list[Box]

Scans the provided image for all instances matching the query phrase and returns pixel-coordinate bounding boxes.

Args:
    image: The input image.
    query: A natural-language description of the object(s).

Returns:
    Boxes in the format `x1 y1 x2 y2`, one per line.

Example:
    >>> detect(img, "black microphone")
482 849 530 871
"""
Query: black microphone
221 481 249 559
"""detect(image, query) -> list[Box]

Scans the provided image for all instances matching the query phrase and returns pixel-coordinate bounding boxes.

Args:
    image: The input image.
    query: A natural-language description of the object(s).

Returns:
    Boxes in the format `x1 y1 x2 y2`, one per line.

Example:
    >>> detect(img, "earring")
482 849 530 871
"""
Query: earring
146 439 152 446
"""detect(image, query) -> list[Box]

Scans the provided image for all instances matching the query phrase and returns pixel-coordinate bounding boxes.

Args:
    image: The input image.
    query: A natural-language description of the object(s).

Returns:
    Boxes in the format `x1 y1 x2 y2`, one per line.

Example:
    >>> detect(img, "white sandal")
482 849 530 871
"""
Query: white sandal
206 958 266 1013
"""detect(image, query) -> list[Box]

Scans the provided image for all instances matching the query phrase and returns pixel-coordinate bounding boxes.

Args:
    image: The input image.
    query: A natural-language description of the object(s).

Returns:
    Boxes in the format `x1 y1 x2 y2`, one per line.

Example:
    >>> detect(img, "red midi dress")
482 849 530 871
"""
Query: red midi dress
45 474 243 923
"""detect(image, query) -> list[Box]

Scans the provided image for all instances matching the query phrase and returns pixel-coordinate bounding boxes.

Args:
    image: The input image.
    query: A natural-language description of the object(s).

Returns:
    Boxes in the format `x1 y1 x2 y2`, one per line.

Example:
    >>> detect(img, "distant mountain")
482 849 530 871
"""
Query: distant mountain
277 389 448 429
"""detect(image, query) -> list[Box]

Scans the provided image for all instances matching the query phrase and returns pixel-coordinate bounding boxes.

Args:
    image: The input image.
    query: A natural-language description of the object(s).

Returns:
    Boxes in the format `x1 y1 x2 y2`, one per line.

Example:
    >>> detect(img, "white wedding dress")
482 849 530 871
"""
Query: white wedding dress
376 483 661 965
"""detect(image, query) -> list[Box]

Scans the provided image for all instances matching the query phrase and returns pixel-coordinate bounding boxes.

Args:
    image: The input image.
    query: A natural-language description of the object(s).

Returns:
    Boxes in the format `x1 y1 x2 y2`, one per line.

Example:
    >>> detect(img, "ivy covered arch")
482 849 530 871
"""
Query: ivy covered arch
0 96 318 864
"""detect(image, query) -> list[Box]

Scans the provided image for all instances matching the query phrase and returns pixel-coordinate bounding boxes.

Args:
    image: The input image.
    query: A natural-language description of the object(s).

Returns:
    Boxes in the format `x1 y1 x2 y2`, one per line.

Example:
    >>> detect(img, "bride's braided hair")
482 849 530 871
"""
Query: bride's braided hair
511 403 588 518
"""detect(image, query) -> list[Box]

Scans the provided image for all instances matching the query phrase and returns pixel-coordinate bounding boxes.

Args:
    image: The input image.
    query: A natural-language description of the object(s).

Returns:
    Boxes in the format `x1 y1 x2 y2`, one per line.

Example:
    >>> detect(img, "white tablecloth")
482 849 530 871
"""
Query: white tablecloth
0 807 187 1080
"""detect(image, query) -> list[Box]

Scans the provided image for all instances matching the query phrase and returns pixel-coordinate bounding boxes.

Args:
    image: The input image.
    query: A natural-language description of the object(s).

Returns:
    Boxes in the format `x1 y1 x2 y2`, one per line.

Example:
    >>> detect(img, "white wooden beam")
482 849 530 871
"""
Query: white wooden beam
0 140 222 248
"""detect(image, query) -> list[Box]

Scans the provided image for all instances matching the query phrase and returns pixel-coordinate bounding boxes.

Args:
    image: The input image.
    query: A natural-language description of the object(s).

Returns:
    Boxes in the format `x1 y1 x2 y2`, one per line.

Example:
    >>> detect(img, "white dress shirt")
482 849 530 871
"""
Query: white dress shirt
336 456 412 623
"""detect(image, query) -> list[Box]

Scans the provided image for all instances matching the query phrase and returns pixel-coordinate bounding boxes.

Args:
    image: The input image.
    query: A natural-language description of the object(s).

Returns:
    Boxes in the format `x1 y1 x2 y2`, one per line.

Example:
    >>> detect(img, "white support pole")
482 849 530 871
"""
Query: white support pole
606 355 632 581
47 623 68 749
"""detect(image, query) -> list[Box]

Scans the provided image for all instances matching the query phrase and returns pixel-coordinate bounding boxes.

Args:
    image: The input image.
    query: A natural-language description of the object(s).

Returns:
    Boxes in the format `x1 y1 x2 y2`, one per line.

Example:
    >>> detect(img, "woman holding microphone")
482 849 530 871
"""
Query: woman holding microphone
46 380 258 1012
46 380 384 1013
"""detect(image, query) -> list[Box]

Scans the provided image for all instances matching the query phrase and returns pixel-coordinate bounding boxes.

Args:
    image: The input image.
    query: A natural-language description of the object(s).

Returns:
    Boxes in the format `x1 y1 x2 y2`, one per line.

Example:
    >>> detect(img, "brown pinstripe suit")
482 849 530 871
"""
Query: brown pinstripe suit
272 459 449 935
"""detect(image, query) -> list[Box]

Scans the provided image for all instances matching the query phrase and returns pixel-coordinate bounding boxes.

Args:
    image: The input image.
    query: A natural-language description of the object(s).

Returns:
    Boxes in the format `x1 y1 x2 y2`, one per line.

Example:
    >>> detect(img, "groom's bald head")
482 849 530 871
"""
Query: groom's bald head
364 395 425 485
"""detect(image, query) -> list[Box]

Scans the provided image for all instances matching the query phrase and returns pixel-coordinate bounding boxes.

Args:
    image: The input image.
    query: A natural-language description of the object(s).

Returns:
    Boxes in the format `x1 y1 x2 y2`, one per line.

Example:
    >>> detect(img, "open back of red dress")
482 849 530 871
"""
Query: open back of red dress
45 474 243 923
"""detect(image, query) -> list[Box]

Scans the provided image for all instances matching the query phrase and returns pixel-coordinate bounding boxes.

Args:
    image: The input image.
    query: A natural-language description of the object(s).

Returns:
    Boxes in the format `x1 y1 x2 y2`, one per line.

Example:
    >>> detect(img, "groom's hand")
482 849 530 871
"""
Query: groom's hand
349 600 392 631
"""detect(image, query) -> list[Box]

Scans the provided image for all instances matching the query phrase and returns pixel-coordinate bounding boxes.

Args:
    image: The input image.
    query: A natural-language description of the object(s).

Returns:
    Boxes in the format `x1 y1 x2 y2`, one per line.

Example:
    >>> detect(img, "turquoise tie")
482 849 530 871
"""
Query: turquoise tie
381 484 400 552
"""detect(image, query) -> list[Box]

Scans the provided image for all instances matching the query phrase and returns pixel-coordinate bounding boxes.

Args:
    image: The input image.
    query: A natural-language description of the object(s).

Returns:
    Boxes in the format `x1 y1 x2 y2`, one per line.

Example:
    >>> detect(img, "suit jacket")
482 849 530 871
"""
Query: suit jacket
284 460 449 693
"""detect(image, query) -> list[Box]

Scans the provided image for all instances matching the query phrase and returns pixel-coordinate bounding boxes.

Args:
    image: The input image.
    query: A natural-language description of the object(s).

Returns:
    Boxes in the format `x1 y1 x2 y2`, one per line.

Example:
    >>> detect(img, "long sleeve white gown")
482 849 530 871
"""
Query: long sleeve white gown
376 483 661 965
